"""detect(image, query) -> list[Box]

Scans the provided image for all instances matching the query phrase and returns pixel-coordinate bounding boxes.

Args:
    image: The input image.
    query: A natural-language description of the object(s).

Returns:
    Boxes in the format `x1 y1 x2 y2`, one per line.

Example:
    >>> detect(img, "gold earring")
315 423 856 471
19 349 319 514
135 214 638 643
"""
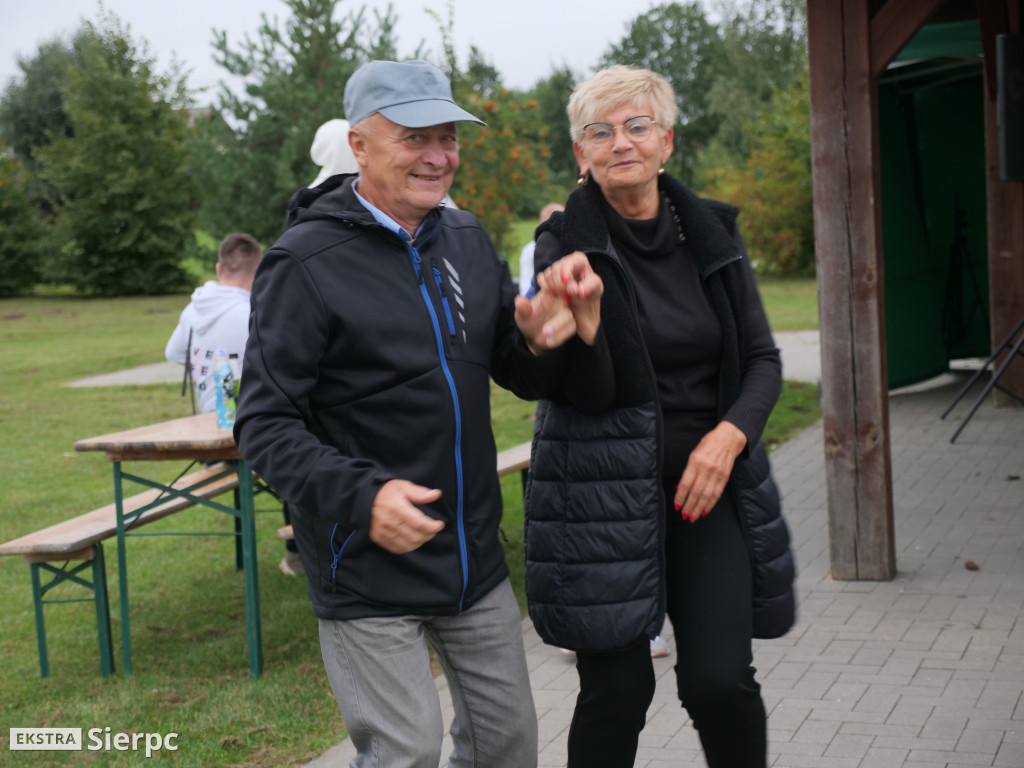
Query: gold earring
658 167 665 175
577 172 588 186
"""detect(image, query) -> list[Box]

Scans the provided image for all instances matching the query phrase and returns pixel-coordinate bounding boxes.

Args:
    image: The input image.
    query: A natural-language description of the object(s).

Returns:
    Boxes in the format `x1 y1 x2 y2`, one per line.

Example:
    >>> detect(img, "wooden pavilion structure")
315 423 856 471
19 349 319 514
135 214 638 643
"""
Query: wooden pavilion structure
806 0 1023 580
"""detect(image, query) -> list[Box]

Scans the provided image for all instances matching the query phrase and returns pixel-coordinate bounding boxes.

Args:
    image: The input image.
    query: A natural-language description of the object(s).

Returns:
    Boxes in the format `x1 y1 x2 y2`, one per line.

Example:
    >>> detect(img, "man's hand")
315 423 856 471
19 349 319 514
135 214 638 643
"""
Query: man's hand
514 286 577 352
536 251 603 345
369 479 444 554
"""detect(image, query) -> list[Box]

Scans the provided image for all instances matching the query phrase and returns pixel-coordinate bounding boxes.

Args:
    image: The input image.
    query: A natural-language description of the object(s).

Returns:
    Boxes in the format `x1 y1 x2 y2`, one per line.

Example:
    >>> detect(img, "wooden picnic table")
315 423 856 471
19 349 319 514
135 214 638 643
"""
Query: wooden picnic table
75 412 263 679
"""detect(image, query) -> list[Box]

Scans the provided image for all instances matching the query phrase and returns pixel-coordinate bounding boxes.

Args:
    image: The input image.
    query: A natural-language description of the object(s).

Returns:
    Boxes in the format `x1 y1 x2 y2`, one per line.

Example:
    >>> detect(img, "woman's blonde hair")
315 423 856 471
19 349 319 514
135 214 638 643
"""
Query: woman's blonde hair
567 65 678 142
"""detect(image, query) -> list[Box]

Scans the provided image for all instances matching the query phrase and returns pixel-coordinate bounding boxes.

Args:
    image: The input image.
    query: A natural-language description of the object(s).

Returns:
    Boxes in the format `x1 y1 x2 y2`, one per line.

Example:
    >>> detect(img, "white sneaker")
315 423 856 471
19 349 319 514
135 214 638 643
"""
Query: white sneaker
650 635 670 658
279 551 304 576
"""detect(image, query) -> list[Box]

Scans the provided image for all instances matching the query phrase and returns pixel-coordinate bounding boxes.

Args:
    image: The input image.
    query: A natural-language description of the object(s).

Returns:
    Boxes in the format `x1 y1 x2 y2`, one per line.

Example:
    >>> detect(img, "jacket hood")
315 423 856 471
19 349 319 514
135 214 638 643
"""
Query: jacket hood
285 173 365 231
186 281 252 335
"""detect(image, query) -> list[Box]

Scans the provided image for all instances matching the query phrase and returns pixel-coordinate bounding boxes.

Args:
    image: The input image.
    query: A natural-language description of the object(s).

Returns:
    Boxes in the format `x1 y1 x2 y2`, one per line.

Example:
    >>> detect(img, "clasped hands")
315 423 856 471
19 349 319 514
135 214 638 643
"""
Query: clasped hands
514 251 603 350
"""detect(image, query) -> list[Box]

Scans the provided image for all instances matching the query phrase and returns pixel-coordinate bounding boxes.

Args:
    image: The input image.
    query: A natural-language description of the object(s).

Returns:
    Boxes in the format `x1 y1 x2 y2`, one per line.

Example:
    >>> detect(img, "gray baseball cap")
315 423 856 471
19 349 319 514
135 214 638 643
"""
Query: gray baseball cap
344 59 485 128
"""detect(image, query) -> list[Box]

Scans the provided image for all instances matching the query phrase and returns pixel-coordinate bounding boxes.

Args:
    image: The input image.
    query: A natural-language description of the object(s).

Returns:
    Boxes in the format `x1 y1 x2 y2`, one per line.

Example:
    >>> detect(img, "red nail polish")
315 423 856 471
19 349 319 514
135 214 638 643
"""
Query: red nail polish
582 288 588 298
674 501 681 511
561 273 567 284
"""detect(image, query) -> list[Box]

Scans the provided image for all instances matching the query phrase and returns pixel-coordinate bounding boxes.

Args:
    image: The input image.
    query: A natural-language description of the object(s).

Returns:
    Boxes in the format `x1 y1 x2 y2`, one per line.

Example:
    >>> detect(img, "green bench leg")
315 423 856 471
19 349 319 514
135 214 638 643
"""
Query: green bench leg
92 544 115 677
27 545 115 678
234 487 243 571
29 562 50 678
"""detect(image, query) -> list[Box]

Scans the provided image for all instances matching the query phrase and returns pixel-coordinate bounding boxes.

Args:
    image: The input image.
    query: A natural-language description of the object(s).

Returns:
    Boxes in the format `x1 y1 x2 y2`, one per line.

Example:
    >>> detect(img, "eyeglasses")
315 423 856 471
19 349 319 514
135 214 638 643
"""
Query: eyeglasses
581 115 657 146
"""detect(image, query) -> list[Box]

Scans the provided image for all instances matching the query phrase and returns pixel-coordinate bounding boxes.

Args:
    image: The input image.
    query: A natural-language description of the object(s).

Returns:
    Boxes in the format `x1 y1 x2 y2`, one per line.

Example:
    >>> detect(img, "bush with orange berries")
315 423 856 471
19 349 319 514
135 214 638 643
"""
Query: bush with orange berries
449 89 563 256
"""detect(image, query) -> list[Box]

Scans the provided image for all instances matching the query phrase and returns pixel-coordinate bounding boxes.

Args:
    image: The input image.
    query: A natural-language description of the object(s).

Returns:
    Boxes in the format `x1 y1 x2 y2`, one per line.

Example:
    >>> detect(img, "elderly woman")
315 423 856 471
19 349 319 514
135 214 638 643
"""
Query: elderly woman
525 65 795 768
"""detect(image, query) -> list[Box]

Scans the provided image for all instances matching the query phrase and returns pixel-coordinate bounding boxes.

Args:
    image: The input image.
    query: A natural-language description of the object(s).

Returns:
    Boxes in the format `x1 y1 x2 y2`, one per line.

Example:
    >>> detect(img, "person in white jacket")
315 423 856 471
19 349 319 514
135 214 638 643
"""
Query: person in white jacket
166 233 304 575
308 118 358 187
167 232 309 575
518 202 564 296
165 232 262 415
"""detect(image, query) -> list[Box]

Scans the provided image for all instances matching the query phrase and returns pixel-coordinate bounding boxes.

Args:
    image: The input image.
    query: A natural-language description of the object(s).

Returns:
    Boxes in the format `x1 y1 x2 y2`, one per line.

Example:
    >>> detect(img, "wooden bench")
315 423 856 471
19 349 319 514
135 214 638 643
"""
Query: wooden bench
497 440 532 493
0 463 240 678
274 440 534 543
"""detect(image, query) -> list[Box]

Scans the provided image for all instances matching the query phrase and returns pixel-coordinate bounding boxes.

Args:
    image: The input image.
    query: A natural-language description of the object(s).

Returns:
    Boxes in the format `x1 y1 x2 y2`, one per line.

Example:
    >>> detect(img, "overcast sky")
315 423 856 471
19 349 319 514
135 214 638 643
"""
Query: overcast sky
2 0 661 101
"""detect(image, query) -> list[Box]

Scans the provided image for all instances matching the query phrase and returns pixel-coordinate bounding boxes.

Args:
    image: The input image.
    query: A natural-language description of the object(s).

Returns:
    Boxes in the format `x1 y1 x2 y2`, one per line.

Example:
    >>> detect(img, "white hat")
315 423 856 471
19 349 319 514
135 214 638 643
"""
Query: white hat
309 118 358 187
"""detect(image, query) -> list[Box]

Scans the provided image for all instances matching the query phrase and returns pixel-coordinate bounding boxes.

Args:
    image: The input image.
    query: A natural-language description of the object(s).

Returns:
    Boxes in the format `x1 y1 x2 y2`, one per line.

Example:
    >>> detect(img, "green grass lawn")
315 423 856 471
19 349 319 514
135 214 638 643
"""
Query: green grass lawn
504 217 539 280
0 276 820 765
756 277 819 331
0 296 343 766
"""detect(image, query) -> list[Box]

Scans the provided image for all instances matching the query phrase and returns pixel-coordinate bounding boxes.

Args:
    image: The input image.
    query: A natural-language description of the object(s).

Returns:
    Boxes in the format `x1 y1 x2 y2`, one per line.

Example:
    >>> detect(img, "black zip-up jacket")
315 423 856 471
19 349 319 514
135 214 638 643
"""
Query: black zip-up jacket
235 174 562 620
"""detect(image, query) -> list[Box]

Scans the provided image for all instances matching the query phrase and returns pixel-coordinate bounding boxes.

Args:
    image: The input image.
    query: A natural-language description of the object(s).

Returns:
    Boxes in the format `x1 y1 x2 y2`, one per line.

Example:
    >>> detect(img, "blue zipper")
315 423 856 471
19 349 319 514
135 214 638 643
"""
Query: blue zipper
409 244 469 610
329 523 355 581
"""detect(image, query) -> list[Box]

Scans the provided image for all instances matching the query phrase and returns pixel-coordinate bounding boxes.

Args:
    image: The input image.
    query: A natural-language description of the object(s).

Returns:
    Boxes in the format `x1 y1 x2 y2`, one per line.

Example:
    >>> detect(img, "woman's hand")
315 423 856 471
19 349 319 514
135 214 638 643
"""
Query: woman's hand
536 251 603 345
674 421 747 522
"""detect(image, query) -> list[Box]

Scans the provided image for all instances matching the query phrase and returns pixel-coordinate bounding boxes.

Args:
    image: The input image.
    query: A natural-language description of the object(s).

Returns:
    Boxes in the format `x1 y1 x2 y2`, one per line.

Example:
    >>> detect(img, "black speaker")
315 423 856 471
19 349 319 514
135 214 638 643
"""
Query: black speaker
997 34 1024 182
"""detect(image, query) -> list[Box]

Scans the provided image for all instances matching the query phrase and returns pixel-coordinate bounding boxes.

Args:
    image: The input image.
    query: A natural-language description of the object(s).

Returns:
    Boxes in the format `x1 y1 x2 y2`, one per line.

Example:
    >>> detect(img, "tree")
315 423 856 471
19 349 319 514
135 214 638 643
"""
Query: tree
0 35 85 201
700 0 807 165
0 38 79 165
195 0 400 244
529 66 580 187
700 66 813 276
448 86 557 254
426 7 559 253
599 2 729 183
0 152 47 295
691 0 811 276
38 11 196 295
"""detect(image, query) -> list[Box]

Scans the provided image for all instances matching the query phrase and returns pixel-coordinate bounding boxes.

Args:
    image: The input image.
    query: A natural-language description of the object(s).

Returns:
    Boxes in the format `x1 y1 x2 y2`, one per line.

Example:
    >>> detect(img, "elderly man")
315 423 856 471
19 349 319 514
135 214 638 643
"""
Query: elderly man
234 60 585 767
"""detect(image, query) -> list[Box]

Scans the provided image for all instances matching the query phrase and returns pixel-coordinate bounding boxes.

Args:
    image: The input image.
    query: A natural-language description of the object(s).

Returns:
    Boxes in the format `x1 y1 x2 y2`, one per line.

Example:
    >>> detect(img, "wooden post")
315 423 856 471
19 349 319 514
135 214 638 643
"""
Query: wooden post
981 3 1024 405
807 0 896 580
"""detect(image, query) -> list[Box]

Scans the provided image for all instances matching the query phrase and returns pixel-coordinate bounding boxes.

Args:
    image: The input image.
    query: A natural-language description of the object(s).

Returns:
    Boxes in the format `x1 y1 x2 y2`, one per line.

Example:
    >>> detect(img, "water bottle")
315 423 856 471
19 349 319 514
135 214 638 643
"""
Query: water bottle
228 353 241 397
228 353 241 416
213 350 238 429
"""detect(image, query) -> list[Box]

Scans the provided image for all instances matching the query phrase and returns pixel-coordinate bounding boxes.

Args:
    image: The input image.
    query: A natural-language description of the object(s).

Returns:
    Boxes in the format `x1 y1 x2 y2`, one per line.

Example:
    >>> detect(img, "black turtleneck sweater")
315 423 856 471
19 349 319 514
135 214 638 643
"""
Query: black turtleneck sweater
604 196 722 478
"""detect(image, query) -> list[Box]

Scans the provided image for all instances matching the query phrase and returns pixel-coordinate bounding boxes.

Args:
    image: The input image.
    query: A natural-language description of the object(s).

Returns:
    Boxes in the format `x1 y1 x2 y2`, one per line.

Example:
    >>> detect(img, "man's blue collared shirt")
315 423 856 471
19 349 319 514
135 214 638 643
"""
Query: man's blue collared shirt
352 179 424 243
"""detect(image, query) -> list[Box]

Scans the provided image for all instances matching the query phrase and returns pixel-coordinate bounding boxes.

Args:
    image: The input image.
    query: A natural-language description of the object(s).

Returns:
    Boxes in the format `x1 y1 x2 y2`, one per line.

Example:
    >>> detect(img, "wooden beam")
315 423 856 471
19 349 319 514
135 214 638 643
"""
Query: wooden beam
982 53 1024 405
870 0 949 77
977 0 1011 99
808 0 896 580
